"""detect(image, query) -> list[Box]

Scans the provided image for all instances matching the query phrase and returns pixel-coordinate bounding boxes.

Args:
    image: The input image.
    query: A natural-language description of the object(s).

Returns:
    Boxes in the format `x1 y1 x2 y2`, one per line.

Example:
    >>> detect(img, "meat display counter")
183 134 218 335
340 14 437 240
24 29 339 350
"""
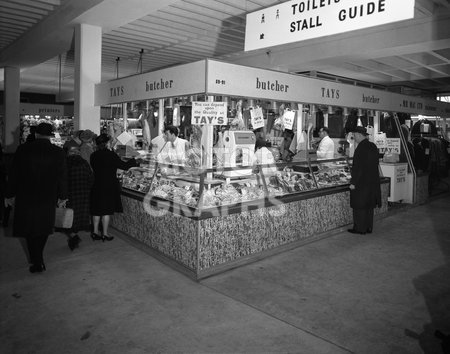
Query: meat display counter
112 157 389 280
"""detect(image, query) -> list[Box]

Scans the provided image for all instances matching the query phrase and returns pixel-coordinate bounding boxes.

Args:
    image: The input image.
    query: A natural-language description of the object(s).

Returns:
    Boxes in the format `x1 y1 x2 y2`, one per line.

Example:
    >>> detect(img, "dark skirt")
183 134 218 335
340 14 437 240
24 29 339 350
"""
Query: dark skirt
90 179 123 216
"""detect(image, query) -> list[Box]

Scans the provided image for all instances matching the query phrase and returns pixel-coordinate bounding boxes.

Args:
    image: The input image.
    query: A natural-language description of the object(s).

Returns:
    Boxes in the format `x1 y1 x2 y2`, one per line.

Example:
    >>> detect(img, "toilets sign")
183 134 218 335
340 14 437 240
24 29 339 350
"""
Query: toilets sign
245 0 415 51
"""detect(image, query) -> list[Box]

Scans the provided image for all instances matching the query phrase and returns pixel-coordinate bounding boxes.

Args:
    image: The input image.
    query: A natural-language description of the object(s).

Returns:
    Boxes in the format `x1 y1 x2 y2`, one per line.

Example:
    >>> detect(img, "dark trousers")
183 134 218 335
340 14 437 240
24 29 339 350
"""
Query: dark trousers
353 208 374 233
26 235 49 265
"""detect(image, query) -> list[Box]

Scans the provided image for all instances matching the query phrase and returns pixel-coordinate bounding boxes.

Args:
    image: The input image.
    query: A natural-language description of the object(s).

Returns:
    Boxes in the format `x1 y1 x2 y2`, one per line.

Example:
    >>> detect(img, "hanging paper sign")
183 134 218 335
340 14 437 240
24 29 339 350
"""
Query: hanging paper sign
374 132 386 151
191 101 227 125
250 106 265 129
172 104 181 126
384 138 401 154
283 110 295 130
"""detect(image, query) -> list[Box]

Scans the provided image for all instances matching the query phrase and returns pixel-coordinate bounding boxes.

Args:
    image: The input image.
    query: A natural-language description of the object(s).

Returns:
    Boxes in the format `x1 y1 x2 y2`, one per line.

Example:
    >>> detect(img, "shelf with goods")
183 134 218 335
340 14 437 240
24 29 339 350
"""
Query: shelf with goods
119 156 355 216
19 103 74 147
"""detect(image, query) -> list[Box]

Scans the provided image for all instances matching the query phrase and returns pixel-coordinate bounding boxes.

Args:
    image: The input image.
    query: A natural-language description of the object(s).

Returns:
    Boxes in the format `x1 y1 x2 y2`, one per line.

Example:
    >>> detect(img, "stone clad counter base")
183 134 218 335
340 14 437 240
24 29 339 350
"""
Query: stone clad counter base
111 182 389 280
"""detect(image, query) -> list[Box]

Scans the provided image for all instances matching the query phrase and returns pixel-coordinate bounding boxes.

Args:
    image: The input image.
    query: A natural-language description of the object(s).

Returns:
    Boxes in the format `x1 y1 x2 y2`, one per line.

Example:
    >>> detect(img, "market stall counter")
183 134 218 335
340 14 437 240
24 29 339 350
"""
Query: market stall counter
111 157 390 280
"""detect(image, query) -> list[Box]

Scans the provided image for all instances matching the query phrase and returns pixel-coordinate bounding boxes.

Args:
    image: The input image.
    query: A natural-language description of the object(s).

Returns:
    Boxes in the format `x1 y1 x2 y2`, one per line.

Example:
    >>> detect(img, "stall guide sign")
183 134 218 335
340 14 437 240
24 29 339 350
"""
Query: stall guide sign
245 0 416 51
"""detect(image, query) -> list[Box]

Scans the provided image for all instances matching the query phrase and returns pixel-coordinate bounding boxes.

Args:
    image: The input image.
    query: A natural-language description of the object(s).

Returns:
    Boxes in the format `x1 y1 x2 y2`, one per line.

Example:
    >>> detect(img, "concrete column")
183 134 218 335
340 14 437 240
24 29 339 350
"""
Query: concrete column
74 23 101 134
4 67 20 153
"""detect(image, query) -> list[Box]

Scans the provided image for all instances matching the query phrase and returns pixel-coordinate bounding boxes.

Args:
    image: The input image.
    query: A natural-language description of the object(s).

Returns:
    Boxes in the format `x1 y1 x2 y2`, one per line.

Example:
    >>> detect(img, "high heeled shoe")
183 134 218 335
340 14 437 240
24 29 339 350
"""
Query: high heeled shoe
102 235 114 242
90 232 102 241
29 263 46 273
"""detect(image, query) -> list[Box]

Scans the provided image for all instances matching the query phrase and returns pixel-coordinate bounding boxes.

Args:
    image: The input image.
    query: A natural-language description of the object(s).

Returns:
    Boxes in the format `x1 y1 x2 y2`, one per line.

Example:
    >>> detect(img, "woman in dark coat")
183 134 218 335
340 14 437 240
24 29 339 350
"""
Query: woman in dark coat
5 123 68 272
349 126 381 235
0 143 6 224
90 134 137 241
65 146 94 250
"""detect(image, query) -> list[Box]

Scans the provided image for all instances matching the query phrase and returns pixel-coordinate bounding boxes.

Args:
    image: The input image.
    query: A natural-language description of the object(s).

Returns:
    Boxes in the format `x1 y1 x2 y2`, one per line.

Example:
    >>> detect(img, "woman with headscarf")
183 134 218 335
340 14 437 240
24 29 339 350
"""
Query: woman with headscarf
65 146 94 250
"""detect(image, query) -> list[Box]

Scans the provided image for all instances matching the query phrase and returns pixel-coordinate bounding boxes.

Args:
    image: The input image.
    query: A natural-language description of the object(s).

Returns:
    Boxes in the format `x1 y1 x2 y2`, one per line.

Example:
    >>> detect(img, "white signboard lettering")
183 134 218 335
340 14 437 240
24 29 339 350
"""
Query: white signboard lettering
378 137 401 154
95 61 206 105
245 0 415 51
191 102 227 125
283 110 295 130
395 164 407 184
206 60 450 116
250 106 265 129
385 138 401 154
374 132 386 150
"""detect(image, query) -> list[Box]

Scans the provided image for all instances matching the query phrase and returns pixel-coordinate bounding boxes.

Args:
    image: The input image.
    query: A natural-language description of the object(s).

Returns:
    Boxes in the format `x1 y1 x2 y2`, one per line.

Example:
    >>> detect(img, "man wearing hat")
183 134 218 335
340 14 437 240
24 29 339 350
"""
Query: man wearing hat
5 122 68 273
348 126 381 235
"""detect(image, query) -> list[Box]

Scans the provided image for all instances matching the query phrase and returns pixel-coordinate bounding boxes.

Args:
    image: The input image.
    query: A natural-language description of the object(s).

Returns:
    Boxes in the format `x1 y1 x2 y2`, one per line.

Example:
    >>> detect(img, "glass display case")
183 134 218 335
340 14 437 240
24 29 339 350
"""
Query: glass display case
120 157 353 213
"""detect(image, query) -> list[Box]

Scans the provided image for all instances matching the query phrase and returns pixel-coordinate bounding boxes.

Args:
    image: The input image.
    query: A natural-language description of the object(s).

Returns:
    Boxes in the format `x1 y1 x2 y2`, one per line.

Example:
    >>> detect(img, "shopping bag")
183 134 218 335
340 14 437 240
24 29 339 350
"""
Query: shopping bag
55 207 74 229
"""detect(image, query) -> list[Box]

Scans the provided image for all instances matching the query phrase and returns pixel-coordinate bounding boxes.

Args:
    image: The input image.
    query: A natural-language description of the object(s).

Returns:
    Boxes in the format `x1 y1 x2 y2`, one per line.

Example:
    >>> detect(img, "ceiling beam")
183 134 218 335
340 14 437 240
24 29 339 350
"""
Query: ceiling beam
399 53 450 76
428 50 450 64
0 0 180 69
434 0 450 9
415 0 435 16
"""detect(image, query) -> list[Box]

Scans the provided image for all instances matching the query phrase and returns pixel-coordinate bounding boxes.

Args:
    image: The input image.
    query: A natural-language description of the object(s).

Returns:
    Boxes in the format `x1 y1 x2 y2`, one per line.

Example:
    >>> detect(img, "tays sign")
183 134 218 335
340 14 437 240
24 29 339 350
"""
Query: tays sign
191 101 228 125
245 0 415 51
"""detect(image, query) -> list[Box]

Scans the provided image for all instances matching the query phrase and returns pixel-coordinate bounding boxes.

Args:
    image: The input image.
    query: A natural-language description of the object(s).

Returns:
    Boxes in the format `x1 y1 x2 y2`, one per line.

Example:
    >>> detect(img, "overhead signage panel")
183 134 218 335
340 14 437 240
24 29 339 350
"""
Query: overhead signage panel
20 103 73 117
245 0 416 51
206 60 391 109
206 59 450 117
95 60 206 106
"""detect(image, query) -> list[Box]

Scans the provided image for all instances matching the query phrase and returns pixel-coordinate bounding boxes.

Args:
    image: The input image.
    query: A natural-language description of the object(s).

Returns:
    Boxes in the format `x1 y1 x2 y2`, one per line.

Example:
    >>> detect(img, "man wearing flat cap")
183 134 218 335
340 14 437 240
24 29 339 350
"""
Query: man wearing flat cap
348 126 381 235
5 122 68 273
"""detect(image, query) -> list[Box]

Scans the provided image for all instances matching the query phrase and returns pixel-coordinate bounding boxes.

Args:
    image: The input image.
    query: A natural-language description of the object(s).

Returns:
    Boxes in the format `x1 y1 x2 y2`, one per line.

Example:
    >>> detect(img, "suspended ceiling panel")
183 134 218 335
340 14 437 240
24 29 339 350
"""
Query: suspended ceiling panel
1 0 450 101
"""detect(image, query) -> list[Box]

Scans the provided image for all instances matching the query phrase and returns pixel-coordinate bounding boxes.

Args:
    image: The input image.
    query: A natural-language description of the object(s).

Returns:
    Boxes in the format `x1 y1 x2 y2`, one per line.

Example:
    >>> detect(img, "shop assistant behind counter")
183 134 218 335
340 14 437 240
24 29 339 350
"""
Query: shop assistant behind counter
157 125 189 165
316 127 335 159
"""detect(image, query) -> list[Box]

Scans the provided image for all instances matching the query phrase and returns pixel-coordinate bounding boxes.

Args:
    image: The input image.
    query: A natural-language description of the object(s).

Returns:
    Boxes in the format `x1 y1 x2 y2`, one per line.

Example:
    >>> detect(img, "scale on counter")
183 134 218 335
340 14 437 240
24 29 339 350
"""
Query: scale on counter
221 130 256 177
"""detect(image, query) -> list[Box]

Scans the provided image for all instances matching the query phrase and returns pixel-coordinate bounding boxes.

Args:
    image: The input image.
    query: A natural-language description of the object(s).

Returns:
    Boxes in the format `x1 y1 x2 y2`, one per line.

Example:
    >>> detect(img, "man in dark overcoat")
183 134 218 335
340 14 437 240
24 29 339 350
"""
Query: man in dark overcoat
348 126 381 235
6 122 68 273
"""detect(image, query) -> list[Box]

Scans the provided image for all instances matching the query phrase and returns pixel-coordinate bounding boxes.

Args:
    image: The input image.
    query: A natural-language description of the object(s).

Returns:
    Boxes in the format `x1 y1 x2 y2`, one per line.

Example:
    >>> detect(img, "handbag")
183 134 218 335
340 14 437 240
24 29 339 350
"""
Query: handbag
55 207 74 229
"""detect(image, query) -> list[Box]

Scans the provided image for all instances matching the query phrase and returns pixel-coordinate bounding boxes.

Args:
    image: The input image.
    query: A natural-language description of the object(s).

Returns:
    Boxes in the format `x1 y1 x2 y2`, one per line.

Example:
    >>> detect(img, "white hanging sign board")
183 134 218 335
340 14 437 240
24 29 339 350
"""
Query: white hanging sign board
283 110 295 130
250 107 265 129
191 101 228 125
116 131 136 145
374 132 386 150
245 0 415 51
384 138 401 154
